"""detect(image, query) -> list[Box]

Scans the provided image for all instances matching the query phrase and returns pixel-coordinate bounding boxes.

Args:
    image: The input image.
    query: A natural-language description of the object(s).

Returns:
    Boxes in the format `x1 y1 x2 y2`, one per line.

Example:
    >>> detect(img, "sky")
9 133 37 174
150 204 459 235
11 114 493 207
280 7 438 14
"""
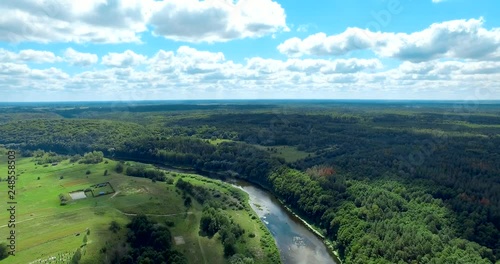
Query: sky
0 0 499 102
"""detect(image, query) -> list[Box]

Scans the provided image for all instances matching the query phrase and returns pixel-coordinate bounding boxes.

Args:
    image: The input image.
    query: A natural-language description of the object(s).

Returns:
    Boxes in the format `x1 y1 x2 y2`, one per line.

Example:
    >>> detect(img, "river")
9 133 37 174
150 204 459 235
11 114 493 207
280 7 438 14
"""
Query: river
230 180 337 264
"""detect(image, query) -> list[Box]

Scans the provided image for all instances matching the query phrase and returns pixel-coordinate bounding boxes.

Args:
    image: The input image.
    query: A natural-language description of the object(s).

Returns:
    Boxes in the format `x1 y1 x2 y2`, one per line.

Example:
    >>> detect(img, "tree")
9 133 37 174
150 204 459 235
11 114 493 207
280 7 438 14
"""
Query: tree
184 197 192 207
115 163 124 173
104 169 108 176
109 220 121 233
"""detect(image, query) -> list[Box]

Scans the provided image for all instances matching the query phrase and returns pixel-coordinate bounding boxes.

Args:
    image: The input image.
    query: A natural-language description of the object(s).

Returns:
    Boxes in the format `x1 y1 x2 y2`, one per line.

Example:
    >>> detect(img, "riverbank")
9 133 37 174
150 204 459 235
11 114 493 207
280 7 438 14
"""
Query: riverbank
112 157 343 263
279 202 342 264
231 178 342 264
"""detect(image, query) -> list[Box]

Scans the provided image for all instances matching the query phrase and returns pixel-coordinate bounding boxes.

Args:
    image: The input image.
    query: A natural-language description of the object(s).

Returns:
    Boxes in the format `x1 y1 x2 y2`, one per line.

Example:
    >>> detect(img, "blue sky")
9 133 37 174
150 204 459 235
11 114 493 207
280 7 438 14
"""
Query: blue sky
0 0 499 101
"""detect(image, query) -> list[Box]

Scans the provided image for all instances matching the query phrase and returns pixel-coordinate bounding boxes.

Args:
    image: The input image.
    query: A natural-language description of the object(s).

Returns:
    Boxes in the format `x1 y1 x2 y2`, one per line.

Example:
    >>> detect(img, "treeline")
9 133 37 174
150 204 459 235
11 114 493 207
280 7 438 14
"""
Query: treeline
115 163 166 182
30 150 67 165
176 178 211 204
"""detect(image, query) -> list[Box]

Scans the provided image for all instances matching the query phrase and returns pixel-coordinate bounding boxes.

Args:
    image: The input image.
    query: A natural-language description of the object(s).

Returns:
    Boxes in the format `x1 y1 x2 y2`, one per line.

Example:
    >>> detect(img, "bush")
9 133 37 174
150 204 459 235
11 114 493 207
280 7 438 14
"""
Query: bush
0 243 8 260
115 163 124 173
109 221 121 233
79 151 104 164
59 194 68 206
69 154 82 163
166 177 174 185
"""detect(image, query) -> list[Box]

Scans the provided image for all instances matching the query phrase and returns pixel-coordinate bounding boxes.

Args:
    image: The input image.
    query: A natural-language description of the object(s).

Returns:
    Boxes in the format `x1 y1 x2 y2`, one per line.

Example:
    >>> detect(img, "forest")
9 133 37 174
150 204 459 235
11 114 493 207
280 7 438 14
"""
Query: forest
0 100 499 263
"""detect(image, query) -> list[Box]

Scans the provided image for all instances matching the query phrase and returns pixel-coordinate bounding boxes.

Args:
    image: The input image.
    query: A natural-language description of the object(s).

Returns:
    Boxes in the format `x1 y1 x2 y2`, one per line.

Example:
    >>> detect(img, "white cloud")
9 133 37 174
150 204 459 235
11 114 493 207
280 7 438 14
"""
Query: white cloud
0 0 287 44
0 0 149 44
149 0 288 42
1 47 500 101
0 49 62 63
102 50 147 68
64 48 98 66
278 18 500 62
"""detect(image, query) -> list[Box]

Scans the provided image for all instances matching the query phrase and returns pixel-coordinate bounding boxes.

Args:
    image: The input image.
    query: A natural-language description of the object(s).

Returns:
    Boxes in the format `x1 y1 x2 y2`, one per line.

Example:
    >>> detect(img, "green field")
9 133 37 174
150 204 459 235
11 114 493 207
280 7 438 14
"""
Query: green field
254 145 313 163
0 153 279 264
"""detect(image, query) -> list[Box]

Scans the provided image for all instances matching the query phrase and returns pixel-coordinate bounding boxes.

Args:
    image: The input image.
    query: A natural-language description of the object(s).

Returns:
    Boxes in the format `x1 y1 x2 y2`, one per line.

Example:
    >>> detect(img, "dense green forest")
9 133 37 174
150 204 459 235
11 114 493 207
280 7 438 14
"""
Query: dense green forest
0 101 499 263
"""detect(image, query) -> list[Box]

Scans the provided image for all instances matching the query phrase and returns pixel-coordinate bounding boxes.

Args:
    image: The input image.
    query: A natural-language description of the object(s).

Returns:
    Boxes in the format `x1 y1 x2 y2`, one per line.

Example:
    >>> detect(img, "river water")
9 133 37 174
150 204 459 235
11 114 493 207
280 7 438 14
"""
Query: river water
231 180 337 264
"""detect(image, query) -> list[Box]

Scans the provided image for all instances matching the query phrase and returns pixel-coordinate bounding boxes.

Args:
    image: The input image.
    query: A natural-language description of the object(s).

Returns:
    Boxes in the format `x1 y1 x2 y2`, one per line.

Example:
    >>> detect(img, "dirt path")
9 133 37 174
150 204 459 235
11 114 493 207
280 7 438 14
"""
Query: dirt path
110 191 120 199
114 208 195 217
197 235 208 264
0 217 35 228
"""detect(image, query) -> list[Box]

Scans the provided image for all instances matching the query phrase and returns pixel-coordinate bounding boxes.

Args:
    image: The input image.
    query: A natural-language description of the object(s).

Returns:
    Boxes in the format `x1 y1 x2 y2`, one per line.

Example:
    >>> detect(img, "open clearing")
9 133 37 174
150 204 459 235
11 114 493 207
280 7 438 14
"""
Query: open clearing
254 145 314 163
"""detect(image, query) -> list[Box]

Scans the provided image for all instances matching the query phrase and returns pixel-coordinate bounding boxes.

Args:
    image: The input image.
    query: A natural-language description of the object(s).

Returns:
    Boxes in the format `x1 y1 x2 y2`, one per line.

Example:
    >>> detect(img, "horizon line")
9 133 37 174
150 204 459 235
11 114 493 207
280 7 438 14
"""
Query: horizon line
2 98 500 104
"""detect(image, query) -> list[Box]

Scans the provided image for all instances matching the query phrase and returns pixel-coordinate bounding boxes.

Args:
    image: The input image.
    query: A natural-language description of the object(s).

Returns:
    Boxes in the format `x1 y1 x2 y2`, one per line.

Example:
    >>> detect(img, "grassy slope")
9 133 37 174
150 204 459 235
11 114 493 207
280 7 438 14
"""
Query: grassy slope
0 153 279 264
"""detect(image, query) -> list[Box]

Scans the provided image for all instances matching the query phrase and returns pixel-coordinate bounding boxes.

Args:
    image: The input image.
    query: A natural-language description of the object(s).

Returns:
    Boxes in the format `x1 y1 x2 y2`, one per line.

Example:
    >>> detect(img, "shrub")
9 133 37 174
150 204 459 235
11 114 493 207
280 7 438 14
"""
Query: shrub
79 151 104 164
109 221 121 233
115 163 124 173
59 194 68 206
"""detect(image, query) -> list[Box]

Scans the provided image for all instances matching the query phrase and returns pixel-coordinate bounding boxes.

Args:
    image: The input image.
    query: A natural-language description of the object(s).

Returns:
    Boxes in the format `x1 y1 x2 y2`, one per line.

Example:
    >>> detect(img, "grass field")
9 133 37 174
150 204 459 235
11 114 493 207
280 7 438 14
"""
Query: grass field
208 139 234 145
0 148 279 264
254 145 313 163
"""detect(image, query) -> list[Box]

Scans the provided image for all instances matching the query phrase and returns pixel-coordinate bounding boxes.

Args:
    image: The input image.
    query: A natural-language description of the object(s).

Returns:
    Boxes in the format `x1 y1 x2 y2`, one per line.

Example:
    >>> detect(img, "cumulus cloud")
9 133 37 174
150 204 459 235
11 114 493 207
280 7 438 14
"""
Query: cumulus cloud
64 48 98 66
1 46 499 101
397 60 500 76
0 0 287 44
149 0 288 42
0 0 149 43
0 49 61 63
102 50 147 68
278 18 500 62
